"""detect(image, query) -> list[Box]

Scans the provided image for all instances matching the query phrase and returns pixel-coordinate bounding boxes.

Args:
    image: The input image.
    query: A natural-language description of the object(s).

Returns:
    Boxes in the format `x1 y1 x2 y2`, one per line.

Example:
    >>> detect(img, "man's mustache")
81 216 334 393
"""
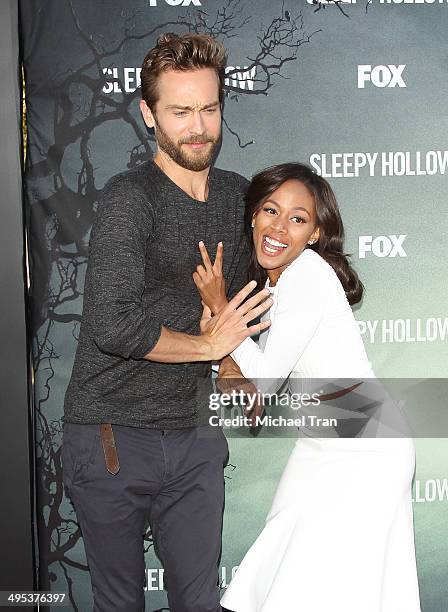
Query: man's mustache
179 135 215 145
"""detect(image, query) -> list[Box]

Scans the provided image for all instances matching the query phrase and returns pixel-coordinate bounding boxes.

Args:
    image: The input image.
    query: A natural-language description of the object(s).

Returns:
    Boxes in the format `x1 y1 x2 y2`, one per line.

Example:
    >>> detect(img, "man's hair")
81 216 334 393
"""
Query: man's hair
141 32 227 112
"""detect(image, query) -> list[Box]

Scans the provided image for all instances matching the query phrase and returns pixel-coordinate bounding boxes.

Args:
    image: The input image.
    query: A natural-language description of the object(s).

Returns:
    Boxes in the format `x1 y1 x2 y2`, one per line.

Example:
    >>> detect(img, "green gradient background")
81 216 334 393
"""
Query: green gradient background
24 0 447 610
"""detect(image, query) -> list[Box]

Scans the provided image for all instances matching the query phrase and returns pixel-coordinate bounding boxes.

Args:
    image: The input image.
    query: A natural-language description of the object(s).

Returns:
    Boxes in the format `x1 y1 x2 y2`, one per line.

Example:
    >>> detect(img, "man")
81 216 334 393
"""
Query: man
62 33 271 612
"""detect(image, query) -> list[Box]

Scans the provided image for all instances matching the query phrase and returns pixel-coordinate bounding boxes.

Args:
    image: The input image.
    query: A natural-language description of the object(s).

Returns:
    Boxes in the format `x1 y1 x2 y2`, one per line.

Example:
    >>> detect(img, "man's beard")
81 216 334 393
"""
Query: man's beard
154 118 220 172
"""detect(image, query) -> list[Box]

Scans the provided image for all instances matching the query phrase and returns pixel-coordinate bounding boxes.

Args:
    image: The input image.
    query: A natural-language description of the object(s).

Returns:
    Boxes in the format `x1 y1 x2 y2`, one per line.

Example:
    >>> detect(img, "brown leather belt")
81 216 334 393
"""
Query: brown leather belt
99 423 120 475
318 381 363 402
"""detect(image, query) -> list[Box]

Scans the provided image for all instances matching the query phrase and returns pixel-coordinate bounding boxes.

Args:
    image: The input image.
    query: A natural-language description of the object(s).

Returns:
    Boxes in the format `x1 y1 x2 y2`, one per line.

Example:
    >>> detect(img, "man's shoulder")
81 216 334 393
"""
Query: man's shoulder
96 162 158 226
102 161 154 197
212 166 250 194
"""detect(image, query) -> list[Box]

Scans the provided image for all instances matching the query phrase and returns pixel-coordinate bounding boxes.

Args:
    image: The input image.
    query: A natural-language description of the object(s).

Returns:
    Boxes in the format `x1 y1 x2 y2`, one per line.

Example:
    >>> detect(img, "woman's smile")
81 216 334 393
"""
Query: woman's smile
261 234 289 256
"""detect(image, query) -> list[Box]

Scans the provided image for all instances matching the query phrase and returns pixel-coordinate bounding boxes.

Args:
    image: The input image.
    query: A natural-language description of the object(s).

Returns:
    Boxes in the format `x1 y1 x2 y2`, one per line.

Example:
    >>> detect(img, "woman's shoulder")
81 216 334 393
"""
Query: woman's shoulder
275 248 347 306
284 248 337 283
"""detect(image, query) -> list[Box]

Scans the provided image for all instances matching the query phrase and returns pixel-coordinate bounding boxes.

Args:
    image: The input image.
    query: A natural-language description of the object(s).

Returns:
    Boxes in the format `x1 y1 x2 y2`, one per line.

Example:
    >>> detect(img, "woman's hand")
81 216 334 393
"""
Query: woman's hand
216 355 246 393
199 280 272 362
217 356 265 428
193 241 228 315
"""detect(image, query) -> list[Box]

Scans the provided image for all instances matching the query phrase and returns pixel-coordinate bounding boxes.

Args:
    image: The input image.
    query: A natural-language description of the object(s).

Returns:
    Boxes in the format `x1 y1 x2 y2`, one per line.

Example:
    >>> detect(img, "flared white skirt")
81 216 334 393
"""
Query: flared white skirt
221 436 421 612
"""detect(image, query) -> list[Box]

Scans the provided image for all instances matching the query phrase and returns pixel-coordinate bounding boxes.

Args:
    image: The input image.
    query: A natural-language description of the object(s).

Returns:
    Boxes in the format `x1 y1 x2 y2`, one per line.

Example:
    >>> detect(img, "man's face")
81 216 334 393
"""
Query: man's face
140 67 222 171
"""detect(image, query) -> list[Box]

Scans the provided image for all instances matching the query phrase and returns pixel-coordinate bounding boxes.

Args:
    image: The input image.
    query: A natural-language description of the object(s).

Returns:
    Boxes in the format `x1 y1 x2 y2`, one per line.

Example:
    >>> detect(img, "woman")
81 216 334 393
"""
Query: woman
193 163 421 612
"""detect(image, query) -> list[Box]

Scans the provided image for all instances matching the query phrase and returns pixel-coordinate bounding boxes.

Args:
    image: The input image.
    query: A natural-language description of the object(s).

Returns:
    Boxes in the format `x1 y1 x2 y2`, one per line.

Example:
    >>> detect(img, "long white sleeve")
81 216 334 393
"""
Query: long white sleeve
231 252 328 394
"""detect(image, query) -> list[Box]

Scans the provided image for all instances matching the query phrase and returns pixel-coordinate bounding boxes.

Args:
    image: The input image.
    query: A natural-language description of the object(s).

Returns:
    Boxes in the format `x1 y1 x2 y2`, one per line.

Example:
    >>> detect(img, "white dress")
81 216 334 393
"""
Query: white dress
221 249 421 612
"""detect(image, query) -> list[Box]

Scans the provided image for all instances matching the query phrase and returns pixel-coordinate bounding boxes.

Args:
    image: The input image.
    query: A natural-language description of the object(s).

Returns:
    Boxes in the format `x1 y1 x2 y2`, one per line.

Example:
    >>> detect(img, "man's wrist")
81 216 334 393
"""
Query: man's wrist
196 334 214 361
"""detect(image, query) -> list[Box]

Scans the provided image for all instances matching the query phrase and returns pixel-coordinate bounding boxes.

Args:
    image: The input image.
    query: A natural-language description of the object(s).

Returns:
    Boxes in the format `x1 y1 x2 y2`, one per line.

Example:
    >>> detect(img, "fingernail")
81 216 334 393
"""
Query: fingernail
218 241 223 246
199 240 204 246
250 280 257 287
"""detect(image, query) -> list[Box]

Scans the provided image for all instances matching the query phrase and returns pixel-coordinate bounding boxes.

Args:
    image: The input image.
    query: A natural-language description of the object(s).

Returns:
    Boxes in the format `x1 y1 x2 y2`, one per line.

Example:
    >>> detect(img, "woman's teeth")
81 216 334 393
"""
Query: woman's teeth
263 236 287 253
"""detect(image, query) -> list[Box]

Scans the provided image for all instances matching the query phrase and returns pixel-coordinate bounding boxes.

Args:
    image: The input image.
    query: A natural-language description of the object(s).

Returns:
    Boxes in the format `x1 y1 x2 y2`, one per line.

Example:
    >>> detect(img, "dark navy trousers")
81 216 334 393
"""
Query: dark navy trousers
62 422 229 612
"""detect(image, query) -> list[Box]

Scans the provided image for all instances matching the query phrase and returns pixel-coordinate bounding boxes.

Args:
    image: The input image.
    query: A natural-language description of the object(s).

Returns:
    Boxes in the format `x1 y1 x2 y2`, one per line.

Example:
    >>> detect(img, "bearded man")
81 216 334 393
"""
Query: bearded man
62 32 270 612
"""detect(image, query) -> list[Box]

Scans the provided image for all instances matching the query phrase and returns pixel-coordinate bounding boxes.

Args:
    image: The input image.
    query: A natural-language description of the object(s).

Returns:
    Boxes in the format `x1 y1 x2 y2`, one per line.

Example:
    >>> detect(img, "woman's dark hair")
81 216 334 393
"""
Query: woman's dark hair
244 162 364 306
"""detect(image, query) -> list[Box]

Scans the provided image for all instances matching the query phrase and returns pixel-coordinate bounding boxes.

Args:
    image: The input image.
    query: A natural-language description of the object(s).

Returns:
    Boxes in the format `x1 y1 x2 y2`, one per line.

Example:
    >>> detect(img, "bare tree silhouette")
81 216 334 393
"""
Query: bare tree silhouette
25 1 320 609
310 0 351 18
309 0 374 17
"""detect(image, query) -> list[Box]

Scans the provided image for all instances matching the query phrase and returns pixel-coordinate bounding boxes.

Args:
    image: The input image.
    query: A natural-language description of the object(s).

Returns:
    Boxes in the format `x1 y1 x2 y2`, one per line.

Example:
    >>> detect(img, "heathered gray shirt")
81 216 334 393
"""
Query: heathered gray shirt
63 159 250 428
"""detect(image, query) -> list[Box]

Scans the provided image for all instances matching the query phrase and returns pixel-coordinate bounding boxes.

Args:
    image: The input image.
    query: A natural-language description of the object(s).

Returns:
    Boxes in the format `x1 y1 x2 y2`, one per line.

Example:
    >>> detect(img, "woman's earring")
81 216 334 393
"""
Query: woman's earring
251 222 255 229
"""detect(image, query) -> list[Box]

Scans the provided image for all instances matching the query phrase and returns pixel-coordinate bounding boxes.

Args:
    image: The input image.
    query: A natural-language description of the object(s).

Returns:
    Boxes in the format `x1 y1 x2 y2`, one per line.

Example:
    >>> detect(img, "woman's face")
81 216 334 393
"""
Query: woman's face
252 179 320 285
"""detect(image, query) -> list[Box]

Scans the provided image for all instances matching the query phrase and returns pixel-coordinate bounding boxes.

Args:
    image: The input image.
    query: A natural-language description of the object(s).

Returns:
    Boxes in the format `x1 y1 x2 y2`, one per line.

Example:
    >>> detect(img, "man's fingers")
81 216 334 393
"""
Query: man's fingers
241 298 273 326
211 292 271 337
226 280 258 311
235 287 272 318
198 241 213 272
244 319 271 336
213 241 223 274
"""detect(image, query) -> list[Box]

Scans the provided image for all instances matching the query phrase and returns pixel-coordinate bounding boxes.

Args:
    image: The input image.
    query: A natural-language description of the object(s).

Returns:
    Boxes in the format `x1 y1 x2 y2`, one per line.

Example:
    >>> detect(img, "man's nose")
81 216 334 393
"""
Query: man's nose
189 110 205 134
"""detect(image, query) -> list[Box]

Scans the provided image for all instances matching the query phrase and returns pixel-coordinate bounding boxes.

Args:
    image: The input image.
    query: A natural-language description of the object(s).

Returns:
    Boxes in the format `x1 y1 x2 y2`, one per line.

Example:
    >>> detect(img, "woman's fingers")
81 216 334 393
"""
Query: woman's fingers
213 242 223 274
198 241 213 272
196 264 208 282
198 241 224 277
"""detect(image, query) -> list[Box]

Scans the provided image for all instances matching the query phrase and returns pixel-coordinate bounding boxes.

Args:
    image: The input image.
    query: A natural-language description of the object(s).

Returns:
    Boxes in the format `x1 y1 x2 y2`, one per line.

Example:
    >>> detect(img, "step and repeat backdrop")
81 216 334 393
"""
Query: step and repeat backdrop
21 0 447 610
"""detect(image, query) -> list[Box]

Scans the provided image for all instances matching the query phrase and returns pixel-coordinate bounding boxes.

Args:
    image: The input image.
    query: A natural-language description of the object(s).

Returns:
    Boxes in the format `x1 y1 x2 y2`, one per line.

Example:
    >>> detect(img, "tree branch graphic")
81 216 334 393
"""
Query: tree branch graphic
309 0 374 17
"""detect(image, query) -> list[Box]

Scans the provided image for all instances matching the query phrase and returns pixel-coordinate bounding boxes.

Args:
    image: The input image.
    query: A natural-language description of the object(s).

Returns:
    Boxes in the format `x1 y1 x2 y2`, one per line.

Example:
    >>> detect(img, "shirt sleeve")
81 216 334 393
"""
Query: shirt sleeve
230 257 327 394
84 176 162 360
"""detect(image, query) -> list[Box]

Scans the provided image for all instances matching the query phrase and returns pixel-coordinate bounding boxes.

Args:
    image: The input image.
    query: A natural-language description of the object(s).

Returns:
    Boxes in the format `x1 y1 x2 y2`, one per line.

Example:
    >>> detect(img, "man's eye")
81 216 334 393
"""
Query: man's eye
174 111 187 117
204 108 217 113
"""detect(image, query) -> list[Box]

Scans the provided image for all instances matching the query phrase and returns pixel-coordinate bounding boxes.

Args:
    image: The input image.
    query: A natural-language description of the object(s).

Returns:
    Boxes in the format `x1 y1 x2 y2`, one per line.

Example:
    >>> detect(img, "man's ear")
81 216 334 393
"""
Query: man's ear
140 99 156 129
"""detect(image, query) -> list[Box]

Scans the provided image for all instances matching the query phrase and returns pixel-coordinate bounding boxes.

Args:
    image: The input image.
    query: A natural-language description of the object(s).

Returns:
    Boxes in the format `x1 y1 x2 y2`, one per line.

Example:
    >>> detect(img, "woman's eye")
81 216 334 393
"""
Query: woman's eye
263 207 276 214
292 217 305 223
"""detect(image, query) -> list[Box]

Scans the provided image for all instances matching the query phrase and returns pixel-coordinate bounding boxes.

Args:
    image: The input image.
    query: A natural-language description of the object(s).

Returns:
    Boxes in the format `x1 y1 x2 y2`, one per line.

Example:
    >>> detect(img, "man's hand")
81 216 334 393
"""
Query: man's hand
193 241 227 315
199 280 272 362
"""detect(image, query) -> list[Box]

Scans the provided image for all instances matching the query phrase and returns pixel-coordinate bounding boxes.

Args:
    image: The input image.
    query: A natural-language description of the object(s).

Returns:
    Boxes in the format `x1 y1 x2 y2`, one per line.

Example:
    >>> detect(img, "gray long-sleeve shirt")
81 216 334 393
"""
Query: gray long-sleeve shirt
63 160 250 428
